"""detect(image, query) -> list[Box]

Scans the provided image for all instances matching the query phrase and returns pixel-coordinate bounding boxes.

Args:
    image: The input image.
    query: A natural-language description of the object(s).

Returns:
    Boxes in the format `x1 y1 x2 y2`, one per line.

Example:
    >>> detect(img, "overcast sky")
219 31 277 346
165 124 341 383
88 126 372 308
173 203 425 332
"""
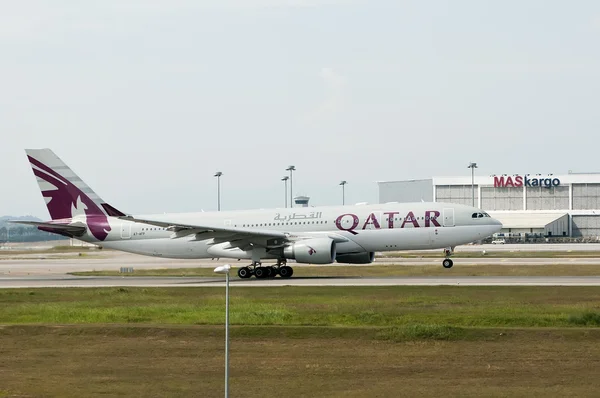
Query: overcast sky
2 0 599 218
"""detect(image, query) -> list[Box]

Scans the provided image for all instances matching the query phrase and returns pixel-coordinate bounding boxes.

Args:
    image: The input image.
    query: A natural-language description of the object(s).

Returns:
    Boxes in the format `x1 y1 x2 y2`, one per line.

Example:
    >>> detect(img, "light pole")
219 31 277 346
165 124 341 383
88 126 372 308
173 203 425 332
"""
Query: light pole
214 171 223 211
467 162 478 207
339 180 347 205
286 165 295 208
281 176 289 208
213 264 231 398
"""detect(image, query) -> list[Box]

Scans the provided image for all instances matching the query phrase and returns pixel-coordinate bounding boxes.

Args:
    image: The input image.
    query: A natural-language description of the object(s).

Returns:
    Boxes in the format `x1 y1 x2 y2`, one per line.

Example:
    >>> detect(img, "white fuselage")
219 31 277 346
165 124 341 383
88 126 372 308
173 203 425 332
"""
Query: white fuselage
76 202 502 261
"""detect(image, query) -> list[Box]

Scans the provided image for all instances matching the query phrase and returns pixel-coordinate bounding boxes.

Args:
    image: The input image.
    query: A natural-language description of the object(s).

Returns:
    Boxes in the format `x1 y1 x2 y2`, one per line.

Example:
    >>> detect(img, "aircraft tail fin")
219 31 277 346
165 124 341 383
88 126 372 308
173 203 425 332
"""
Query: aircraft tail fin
25 149 126 241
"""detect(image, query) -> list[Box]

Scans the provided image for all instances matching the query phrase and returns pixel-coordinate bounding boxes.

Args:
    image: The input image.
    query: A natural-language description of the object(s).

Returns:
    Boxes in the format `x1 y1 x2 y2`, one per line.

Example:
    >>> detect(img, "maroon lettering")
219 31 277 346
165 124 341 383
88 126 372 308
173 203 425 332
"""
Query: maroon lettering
425 210 441 227
362 212 381 230
495 175 523 188
514 176 523 187
335 213 360 235
401 211 420 228
383 211 399 229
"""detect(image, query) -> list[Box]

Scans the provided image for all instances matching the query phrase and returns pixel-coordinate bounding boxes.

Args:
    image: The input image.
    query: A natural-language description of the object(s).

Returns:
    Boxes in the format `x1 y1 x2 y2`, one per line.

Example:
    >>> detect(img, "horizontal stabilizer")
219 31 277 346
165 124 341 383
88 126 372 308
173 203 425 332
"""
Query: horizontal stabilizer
9 220 87 237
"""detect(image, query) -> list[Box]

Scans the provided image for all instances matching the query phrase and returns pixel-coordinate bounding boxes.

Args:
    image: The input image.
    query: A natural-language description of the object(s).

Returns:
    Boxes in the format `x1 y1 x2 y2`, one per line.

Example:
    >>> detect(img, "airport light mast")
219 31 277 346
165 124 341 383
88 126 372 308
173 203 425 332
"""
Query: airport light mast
339 180 347 205
286 165 296 208
281 176 289 208
214 171 223 211
467 162 478 207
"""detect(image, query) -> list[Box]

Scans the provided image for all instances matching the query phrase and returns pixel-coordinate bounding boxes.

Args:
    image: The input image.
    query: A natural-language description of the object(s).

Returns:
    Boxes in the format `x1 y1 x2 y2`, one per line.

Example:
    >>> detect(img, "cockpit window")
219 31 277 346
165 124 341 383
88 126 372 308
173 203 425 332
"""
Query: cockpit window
472 212 490 218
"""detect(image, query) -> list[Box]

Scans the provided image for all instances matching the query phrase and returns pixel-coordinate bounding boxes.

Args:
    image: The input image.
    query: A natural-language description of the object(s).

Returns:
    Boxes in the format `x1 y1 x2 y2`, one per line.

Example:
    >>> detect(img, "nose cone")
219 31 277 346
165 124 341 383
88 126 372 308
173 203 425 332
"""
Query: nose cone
491 217 503 231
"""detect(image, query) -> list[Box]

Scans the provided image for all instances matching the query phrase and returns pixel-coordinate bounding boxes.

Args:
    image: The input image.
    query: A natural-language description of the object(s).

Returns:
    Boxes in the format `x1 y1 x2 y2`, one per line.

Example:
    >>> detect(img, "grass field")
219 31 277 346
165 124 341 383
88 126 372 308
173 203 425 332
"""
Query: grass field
2 325 600 397
2 286 600 327
2 286 600 397
3 286 600 327
71 262 600 277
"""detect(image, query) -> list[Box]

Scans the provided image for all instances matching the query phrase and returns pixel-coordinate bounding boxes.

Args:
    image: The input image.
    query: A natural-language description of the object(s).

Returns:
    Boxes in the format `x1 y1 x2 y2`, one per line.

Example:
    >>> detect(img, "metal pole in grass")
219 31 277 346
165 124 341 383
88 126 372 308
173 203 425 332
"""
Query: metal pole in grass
214 264 231 398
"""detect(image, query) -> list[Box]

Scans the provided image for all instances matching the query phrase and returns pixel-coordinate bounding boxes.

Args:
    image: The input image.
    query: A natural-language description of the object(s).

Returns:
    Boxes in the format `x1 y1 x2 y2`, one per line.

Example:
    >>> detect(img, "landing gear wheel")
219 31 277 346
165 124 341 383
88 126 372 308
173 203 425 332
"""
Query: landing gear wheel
279 266 294 278
264 266 274 278
254 267 267 279
237 266 252 279
442 259 453 269
269 266 278 277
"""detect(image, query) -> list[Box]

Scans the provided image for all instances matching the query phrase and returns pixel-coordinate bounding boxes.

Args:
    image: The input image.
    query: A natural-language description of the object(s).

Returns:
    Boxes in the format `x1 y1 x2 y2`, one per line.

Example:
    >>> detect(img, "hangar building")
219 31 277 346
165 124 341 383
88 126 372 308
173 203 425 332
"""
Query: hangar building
377 173 600 240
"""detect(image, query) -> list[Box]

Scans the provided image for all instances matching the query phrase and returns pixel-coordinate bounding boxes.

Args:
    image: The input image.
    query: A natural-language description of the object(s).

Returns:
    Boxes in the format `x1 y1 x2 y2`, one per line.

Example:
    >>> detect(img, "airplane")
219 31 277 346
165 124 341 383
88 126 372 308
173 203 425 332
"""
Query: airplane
12 149 502 279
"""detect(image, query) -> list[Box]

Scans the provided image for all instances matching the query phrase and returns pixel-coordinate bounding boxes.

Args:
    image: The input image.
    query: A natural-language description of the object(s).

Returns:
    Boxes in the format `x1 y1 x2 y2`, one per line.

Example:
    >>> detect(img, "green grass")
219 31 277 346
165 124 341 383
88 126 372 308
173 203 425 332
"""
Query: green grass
376 324 467 341
70 262 600 277
3 287 600 396
2 286 600 328
2 324 600 397
568 311 600 326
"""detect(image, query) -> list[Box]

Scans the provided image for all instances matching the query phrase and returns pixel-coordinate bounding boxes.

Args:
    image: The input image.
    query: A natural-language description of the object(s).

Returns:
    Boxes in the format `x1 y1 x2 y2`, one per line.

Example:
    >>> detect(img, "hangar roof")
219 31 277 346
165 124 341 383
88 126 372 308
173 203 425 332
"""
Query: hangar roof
487 212 568 229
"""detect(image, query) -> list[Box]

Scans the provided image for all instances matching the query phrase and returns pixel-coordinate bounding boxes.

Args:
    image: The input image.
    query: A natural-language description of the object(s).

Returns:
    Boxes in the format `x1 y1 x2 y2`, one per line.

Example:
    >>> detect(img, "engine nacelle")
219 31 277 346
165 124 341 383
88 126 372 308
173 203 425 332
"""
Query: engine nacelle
283 238 336 264
336 252 375 264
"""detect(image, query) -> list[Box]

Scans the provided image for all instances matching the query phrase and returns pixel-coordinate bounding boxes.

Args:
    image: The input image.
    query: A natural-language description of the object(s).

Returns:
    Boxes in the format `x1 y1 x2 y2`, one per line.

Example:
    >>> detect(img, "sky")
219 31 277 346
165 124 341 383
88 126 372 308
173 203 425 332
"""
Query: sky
1 0 600 218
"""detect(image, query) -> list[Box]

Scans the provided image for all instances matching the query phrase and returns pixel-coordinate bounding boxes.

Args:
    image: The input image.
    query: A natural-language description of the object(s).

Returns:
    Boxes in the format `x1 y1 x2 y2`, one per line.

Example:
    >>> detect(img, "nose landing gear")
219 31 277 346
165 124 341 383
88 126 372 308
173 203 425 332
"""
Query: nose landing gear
442 247 454 269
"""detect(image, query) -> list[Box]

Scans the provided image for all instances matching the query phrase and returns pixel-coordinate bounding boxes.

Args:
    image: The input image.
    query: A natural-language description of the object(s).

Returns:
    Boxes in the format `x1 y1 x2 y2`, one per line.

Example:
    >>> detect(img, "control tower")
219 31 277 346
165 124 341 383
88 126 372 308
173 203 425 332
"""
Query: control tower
294 196 310 207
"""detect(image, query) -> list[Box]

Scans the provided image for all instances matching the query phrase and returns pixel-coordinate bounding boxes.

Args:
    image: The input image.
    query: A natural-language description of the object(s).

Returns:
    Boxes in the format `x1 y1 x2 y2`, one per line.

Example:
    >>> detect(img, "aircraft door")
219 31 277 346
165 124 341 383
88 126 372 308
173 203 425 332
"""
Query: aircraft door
120 222 131 239
443 208 455 227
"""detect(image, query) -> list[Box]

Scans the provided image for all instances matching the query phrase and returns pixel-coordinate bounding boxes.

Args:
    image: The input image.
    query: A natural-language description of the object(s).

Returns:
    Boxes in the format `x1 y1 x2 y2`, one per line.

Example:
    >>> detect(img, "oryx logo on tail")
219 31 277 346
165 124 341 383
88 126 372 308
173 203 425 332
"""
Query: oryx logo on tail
26 149 123 241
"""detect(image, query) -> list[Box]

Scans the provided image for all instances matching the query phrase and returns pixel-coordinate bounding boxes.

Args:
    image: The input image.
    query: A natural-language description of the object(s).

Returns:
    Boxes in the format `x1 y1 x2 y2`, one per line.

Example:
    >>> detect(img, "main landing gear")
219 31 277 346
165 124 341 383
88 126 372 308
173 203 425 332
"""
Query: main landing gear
236 260 294 279
442 247 454 269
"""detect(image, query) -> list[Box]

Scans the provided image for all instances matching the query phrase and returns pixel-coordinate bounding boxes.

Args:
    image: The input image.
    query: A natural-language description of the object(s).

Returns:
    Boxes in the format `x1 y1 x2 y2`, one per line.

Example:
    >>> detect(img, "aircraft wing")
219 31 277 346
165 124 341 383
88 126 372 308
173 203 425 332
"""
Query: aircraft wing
9 220 87 236
119 215 289 248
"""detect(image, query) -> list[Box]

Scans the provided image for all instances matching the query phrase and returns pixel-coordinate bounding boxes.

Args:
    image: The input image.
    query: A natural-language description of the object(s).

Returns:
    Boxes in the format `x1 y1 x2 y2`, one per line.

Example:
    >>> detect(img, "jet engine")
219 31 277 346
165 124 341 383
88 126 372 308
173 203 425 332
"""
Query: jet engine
283 238 336 264
336 252 375 264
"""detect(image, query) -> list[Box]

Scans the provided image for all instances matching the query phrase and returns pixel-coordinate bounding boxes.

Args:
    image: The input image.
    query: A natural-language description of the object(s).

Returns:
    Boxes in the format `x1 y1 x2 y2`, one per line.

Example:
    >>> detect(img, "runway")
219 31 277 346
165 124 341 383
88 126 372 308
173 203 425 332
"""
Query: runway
2 275 600 288
2 248 600 287
3 251 600 276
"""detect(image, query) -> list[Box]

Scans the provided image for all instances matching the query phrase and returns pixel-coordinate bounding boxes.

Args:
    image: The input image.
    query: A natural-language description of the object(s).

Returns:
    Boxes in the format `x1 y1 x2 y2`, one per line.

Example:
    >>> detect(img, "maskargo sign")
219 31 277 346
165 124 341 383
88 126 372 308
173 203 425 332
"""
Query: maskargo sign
493 175 560 188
